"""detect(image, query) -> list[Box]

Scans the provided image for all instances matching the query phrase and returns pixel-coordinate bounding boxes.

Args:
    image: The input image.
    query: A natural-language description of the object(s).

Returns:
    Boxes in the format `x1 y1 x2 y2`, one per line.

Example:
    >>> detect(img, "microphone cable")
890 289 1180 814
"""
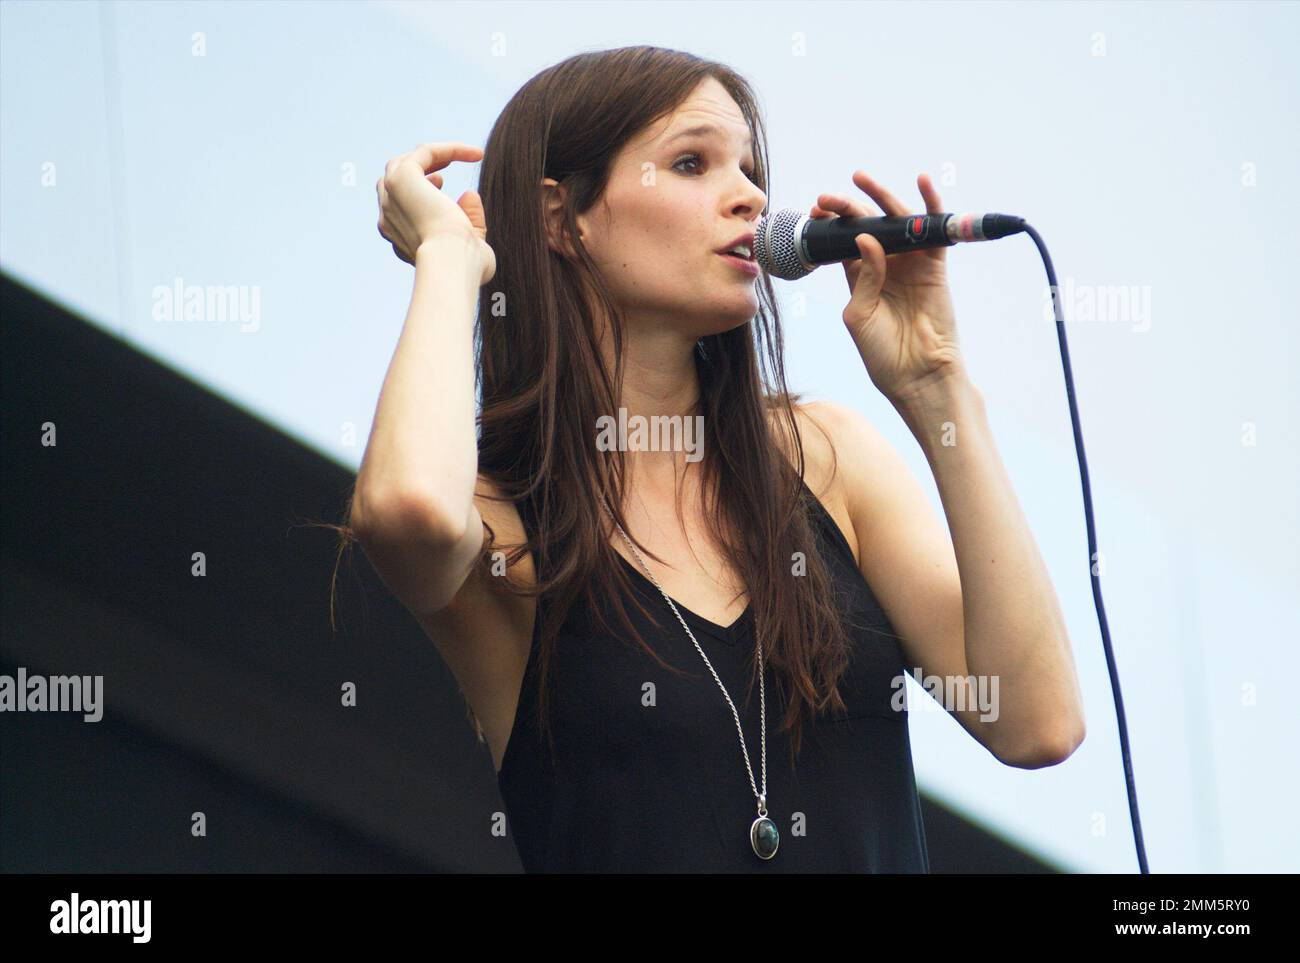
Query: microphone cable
1023 221 1149 873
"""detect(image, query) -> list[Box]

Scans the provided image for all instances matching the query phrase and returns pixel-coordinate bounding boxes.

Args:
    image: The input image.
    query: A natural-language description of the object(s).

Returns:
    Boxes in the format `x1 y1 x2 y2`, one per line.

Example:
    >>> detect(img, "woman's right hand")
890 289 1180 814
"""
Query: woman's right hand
376 142 496 285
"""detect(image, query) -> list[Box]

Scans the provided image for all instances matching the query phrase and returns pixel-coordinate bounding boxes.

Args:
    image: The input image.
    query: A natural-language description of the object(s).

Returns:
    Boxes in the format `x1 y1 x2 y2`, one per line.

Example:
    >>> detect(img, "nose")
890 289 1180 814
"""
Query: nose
732 176 766 218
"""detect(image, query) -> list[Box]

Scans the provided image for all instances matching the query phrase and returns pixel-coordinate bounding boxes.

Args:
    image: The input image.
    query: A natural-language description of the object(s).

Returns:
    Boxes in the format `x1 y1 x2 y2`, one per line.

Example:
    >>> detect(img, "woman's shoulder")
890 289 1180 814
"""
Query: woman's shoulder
766 398 872 565
764 397 856 495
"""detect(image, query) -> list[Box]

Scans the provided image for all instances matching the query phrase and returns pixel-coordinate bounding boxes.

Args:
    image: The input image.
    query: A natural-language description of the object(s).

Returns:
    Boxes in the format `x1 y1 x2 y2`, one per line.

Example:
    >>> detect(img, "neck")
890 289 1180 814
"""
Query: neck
598 321 704 489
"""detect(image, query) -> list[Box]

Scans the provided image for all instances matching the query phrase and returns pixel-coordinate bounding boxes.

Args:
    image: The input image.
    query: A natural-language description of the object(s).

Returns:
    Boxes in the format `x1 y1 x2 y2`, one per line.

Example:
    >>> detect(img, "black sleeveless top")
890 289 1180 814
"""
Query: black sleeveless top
497 479 930 873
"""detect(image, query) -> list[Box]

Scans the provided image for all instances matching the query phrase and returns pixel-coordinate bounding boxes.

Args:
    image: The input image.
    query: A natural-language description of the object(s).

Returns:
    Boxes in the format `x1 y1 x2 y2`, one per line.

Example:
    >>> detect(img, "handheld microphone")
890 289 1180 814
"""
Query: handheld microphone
753 208 1027 280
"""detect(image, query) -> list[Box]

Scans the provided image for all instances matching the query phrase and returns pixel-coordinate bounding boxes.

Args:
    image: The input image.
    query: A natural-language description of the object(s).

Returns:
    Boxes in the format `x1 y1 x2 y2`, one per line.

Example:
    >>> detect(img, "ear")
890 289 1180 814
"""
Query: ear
541 177 584 258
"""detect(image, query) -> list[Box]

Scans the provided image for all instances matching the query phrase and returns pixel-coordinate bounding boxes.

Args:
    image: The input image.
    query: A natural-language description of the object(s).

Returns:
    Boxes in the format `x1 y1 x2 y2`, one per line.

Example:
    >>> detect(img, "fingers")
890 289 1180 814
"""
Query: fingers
383 143 475 199
375 142 481 264
851 170 910 217
391 142 482 178
812 192 879 219
820 171 944 220
375 175 401 251
375 176 389 240
459 189 486 233
916 172 943 215
376 170 443 199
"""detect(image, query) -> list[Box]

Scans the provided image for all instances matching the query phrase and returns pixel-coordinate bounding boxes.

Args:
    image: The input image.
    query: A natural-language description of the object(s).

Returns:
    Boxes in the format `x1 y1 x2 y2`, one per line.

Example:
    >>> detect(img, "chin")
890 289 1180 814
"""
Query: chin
701 313 754 338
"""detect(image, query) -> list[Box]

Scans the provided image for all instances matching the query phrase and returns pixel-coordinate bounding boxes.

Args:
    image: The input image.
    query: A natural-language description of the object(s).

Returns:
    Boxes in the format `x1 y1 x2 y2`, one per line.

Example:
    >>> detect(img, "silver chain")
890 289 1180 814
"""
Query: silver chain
601 500 768 817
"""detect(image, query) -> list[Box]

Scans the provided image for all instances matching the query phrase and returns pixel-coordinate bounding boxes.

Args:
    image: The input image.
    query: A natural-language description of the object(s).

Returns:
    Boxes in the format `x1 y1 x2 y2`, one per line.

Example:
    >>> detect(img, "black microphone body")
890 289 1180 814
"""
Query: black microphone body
754 208 1026 279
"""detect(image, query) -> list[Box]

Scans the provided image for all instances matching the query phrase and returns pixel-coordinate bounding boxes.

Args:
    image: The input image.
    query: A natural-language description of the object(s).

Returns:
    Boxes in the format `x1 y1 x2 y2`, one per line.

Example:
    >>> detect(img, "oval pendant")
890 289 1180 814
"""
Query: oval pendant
750 816 779 859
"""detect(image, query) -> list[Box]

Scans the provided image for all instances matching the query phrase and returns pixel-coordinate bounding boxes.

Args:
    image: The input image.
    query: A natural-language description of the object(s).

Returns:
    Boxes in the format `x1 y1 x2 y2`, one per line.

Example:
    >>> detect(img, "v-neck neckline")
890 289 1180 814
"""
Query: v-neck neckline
613 549 753 644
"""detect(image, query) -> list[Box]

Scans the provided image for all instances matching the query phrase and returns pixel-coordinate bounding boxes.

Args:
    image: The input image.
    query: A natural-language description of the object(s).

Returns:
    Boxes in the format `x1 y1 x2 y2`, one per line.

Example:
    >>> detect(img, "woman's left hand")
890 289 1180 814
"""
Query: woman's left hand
813 171 966 406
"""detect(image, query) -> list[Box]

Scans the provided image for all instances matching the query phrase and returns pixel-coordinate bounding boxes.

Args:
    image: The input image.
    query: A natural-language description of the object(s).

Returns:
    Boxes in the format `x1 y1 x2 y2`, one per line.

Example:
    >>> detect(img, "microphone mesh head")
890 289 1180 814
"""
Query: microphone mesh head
754 208 812 280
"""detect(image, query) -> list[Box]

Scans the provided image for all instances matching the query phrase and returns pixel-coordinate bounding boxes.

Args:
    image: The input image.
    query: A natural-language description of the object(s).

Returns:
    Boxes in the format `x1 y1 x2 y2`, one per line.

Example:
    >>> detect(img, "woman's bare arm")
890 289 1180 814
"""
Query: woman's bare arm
351 235 487 618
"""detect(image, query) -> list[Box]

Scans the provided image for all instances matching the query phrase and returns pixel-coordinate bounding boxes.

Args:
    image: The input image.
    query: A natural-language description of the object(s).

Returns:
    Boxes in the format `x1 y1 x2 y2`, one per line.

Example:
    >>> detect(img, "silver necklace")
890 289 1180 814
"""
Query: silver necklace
602 502 779 860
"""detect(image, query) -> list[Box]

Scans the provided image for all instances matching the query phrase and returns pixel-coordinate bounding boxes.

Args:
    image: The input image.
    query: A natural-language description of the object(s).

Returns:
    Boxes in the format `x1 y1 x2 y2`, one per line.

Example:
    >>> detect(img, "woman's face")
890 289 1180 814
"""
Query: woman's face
560 76 768 342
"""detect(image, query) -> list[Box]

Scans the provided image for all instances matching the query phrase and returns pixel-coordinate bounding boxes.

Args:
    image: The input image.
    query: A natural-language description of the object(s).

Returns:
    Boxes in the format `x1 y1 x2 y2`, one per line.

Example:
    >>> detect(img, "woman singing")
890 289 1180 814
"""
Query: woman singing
348 45 1086 872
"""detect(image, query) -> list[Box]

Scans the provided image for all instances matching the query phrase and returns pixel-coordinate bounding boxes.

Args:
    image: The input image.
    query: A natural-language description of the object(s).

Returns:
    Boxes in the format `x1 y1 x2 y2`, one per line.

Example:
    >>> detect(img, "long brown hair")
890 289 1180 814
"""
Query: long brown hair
327 45 858 769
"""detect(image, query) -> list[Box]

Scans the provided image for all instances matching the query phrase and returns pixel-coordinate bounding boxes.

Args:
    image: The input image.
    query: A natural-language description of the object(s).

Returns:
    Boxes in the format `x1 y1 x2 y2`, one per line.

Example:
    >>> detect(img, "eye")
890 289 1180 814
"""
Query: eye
672 152 761 186
671 152 704 175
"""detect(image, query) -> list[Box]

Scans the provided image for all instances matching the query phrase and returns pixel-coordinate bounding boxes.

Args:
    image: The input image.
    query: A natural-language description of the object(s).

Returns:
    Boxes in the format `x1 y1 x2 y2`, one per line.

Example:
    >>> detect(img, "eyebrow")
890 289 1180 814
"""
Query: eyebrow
664 123 755 150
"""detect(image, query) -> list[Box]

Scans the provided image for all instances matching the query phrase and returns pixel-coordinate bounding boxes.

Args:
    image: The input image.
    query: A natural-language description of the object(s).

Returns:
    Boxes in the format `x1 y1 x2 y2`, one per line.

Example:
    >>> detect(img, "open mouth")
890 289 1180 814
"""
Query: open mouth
718 251 759 276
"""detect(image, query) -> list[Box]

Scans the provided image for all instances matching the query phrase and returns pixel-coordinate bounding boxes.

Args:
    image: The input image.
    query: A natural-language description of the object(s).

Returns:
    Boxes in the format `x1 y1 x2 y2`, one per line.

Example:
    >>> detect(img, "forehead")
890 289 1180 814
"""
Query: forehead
637 77 753 150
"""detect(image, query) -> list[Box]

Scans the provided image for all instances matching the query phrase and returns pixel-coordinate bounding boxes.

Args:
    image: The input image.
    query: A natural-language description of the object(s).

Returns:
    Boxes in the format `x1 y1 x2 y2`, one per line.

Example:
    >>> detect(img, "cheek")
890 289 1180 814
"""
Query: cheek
597 183 713 287
624 213 702 276
652 208 712 277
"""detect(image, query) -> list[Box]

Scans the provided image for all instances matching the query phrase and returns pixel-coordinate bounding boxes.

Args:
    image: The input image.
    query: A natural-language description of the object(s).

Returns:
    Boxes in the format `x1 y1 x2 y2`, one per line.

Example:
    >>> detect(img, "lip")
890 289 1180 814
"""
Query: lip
715 230 756 257
718 252 759 277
